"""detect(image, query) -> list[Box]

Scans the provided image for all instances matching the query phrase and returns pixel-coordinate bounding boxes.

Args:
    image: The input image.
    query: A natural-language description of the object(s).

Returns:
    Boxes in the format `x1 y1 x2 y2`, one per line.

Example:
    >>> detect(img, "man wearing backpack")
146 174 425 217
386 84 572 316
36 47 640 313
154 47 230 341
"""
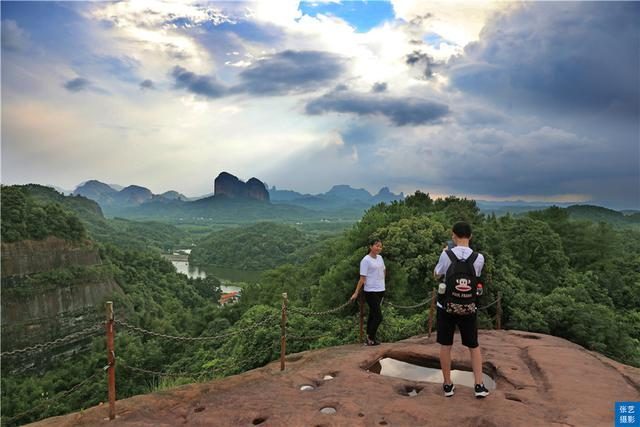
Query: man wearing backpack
433 221 490 398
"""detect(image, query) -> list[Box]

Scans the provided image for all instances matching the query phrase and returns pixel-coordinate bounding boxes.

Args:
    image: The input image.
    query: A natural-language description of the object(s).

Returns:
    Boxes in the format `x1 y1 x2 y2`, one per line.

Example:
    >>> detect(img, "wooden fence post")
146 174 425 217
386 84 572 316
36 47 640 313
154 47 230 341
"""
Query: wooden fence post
427 288 437 338
358 293 365 343
280 293 288 371
105 301 116 420
496 292 502 330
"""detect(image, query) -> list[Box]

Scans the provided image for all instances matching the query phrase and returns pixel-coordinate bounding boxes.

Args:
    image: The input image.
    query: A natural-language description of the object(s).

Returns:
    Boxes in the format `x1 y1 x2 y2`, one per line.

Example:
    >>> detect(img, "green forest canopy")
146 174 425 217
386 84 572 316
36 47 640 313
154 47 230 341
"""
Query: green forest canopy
1 186 639 426
189 222 319 270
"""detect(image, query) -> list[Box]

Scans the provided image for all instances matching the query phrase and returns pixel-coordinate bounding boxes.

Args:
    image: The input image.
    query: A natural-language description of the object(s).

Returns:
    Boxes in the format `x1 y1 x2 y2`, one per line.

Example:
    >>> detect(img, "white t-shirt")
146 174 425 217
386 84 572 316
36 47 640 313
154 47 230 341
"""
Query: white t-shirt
434 246 484 309
360 254 386 292
434 246 484 277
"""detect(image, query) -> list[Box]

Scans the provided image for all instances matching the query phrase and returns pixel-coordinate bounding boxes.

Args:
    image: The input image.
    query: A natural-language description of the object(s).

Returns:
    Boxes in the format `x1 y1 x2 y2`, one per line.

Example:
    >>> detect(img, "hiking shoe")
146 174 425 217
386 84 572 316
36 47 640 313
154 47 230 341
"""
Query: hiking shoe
443 383 455 397
364 338 378 346
474 383 490 398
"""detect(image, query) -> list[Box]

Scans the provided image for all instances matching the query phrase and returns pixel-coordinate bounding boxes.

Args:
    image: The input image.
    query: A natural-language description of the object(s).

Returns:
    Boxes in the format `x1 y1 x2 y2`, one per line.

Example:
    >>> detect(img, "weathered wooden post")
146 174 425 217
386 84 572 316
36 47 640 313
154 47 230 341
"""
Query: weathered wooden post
496 292 502 330
280 293 288 371
427 288 437 338
358 293 365 343
105 301 116 420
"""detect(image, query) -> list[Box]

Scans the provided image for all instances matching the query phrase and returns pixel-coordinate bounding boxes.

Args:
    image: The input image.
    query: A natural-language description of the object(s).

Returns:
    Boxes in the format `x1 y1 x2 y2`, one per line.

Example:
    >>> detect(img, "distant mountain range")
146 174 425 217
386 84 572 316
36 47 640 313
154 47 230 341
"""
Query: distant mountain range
70 174 638 223
73 180 191 208
72 174 405 219
269 184 404 211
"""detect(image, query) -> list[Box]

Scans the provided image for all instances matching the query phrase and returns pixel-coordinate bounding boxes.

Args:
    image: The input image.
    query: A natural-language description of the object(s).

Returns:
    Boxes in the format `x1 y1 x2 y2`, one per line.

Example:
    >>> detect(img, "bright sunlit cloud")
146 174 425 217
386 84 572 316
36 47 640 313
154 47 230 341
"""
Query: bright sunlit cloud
2 1 638 209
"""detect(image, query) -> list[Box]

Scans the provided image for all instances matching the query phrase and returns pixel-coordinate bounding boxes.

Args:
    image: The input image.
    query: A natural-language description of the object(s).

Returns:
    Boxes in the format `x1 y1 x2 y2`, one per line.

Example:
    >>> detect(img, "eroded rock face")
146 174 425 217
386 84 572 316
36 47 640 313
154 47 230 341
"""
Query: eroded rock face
214 172 269 201
31 331 640 426
1 237 122 353
1 237 100 278
246 178 269 201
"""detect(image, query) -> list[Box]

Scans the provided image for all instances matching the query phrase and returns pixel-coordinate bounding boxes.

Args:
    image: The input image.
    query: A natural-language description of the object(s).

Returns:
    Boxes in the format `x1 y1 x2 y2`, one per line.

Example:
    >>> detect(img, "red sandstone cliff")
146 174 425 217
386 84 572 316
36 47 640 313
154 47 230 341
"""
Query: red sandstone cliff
29 330 640 426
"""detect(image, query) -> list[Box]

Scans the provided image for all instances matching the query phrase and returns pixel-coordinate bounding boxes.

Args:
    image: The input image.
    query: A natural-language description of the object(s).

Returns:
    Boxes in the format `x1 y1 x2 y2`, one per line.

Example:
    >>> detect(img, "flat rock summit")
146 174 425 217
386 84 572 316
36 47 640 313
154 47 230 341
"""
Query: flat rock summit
31 330 640 426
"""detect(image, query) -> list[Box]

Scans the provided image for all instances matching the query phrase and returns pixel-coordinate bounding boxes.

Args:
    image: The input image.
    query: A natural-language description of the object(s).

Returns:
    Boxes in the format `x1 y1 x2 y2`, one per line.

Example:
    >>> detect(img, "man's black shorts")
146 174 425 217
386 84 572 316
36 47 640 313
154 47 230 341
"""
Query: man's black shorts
436 308 478 348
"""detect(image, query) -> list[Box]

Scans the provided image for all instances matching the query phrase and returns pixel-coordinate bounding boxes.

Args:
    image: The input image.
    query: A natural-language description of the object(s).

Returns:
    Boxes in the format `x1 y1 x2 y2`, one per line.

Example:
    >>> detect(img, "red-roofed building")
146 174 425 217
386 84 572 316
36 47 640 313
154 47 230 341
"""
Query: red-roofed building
219 291 240 305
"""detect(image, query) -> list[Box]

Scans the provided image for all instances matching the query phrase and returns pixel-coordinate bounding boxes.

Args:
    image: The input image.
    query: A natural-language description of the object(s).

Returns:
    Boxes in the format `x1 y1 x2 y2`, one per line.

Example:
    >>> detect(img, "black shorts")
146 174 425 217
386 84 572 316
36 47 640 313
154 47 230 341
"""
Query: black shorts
436 308 478 348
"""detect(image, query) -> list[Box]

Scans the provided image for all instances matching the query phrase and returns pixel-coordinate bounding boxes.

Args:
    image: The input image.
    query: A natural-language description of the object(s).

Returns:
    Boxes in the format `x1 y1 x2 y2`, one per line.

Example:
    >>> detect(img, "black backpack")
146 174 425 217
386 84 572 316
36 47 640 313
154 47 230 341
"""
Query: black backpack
443 250 479 316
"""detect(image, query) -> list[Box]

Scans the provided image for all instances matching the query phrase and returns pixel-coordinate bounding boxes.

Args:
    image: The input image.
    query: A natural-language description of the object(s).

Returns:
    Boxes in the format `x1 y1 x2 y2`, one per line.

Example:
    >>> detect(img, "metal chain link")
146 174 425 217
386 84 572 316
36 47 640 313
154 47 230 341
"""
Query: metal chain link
287 314 358 341
288 299 353 316
4 369 103 425
119 361 201 379
287 332 331 341
0 323 104 358
385 298 432 310
478 298 499 310
114 314 277 342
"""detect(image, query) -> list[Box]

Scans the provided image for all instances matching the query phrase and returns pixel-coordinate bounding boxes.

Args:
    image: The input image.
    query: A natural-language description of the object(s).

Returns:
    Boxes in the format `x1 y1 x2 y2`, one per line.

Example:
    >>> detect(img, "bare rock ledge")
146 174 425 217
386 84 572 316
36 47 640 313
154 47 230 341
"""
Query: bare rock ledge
30 330 640 427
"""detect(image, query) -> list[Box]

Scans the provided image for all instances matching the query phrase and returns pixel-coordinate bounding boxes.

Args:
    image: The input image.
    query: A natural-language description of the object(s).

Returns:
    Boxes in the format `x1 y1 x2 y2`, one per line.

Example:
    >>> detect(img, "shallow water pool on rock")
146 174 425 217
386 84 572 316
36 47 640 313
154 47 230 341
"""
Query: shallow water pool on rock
368 357 496 389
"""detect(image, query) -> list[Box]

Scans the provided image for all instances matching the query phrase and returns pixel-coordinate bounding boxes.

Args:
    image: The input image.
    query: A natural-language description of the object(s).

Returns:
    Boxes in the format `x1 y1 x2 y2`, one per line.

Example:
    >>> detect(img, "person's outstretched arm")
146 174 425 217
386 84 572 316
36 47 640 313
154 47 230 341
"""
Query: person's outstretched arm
350 276 366 301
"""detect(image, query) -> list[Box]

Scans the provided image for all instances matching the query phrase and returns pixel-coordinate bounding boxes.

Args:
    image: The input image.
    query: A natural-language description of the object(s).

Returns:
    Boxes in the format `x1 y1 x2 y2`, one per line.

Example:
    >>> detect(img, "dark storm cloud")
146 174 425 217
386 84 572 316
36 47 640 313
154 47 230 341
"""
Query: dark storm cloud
171 66 226 98
63 77 91 92
306 90 449 126
234 50 346 95
448 2 640 118
371 82 387 93
406 50 439 79
140 79 155 90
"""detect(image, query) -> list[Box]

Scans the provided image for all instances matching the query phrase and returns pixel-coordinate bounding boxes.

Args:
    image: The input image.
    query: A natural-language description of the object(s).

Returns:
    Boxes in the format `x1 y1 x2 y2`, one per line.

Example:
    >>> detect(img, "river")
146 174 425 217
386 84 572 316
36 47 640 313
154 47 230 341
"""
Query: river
167 250 262 293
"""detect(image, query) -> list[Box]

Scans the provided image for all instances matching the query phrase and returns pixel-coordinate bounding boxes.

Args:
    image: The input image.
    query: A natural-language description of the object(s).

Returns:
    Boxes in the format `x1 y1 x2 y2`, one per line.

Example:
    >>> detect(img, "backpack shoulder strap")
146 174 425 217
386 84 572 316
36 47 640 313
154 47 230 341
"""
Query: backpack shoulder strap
466 251 479 264
445 249 458 263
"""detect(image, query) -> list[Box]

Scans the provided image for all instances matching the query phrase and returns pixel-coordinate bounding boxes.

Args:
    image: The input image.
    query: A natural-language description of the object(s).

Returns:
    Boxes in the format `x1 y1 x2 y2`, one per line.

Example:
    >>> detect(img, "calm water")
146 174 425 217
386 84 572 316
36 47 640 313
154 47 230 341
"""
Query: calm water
170 258 261 293
369 357 496 389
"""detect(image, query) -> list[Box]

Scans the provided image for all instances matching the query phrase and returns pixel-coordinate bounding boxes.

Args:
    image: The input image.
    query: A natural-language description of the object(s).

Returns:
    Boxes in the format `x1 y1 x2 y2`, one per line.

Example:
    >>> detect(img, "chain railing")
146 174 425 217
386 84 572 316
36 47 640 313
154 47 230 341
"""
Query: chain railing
114 314 277 342
288 299 353 316
3 290 503 424
0 323 104 358
386 298 431 310
119 360 203 380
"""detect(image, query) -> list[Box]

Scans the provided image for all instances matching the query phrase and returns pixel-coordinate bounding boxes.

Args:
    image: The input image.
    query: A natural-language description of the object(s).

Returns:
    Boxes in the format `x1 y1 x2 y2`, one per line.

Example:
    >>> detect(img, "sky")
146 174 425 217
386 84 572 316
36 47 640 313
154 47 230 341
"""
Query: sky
1 1 639 209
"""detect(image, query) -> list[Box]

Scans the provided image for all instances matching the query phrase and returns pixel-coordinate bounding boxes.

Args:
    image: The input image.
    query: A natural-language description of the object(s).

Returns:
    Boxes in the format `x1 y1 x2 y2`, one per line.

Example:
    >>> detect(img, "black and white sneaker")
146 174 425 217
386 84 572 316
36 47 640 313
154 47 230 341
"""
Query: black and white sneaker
474 383 490 398
443 383 455 397
364 337 379 346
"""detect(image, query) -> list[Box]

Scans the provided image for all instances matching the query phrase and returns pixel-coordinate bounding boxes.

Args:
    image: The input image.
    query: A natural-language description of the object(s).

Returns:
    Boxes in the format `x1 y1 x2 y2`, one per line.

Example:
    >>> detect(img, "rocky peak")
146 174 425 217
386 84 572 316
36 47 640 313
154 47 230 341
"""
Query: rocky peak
214 172 269 202
73 180 117 200
325 185 372 201
117 185 153 205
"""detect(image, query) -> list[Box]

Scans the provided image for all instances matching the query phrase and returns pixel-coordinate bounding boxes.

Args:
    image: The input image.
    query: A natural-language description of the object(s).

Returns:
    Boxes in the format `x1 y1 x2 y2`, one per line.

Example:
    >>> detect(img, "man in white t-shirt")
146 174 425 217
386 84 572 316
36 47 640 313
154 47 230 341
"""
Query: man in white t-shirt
350 239 386 346
433 221 490 399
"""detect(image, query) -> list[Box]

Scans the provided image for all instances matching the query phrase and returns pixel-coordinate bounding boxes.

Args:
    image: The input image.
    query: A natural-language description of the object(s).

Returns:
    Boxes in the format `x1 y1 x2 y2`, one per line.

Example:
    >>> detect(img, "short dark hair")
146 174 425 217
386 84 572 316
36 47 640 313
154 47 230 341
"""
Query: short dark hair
452 221 472 238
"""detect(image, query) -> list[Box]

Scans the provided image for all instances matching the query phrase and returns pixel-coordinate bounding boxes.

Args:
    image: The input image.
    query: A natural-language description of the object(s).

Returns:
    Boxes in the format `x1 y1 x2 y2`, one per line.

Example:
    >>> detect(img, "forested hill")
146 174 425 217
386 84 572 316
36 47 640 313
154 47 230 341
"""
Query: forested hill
190 222 320 270
1 185 222 426
2 185 188 252
566 204 640 228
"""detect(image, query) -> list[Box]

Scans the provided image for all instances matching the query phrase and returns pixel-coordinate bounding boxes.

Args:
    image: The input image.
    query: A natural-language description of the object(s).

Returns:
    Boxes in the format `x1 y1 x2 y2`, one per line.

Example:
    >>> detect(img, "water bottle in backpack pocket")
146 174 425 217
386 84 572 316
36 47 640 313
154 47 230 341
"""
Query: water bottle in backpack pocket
443 250 479 316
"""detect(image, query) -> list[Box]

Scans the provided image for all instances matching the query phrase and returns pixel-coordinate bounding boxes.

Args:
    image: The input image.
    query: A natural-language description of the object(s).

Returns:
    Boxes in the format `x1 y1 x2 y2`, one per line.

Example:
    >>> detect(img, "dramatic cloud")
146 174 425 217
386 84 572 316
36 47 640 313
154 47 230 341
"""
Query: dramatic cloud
1 19 30 52
448 2 640 118
2 1 638 208
405 50 439 79
306 89 449 126
171 66 226 98
63 77 91 92
140 79 155 90
235 50 346 95
371 82 387 93
379 123 638 205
